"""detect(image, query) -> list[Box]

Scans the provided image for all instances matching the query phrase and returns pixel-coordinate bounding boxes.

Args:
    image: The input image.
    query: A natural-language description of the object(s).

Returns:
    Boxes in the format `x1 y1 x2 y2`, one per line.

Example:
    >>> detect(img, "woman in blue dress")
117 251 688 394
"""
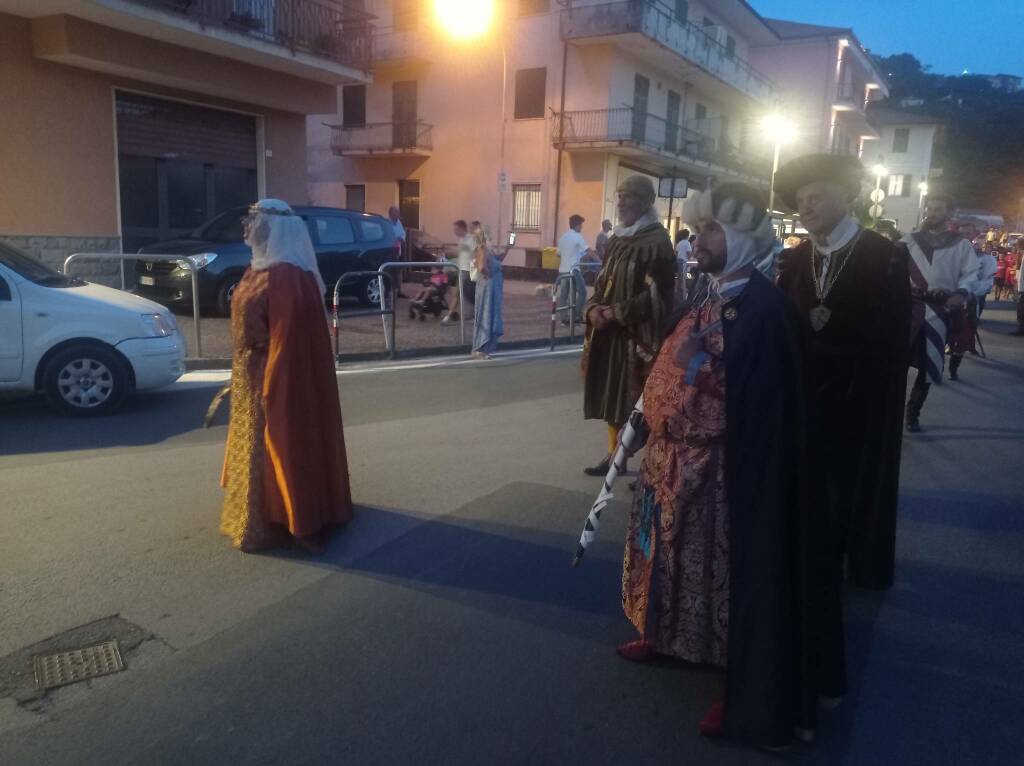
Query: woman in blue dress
471 225 506 358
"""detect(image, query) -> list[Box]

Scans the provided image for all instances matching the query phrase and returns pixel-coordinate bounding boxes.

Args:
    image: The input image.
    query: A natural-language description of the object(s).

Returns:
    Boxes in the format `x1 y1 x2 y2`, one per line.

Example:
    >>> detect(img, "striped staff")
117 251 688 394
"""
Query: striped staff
571 396 645 568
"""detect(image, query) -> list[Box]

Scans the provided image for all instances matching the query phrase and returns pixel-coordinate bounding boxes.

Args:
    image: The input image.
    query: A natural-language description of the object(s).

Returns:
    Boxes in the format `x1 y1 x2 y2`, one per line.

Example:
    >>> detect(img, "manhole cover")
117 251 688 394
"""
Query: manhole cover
33 640 125 690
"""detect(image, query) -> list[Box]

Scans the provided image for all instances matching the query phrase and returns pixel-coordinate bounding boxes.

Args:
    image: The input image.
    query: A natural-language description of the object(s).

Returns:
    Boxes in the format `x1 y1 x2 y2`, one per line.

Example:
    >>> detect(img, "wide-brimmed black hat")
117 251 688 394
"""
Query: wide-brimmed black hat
774 153 864 210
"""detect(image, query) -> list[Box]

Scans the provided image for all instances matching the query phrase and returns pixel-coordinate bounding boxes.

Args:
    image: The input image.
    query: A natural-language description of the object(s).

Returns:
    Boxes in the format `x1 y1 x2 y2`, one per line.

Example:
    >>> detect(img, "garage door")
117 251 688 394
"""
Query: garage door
116 91 259 252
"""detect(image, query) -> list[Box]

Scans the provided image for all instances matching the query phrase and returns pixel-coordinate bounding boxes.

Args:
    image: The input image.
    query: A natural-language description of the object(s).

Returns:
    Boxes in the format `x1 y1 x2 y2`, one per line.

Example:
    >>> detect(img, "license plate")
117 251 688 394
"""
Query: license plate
139 276 155 286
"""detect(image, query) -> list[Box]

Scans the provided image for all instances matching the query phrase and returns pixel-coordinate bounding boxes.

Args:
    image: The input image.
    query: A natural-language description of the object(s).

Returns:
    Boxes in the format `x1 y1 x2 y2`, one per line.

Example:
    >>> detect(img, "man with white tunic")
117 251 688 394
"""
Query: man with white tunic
557 214 589 324
902 191 977 431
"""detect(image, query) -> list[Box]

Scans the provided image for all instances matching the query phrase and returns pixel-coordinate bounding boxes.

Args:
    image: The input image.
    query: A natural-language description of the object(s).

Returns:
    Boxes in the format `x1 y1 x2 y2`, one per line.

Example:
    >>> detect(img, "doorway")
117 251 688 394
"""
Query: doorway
398 180 420 230
392 81 418 148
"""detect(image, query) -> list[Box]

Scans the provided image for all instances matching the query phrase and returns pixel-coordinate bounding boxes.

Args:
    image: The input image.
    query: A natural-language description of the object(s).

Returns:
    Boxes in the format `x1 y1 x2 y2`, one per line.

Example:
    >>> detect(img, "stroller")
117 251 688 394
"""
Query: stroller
408 268 450 320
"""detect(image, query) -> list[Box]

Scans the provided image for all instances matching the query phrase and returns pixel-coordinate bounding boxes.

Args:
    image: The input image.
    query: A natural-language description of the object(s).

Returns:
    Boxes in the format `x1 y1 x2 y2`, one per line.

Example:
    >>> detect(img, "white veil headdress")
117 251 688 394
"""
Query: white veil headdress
247 198 325 294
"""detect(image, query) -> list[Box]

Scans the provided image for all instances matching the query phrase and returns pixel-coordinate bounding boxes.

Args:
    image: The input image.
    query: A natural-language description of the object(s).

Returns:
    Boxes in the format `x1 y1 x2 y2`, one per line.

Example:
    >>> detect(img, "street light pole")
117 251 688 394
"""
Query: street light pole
768 138 782 219
496 42 508 242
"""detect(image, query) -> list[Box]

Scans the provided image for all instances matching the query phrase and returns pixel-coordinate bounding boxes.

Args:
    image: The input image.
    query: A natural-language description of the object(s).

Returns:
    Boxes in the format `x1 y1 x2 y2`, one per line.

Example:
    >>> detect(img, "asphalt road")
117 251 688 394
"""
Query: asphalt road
1 305 1022 766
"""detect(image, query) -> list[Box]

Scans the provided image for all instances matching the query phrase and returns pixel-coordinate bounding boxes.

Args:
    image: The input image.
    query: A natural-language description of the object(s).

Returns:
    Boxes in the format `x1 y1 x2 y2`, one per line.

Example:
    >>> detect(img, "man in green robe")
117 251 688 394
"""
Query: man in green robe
581 175 676 475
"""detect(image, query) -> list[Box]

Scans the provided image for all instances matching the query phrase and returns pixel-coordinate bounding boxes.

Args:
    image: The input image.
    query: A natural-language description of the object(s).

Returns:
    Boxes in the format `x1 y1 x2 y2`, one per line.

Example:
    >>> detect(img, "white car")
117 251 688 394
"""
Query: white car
0 242 186 416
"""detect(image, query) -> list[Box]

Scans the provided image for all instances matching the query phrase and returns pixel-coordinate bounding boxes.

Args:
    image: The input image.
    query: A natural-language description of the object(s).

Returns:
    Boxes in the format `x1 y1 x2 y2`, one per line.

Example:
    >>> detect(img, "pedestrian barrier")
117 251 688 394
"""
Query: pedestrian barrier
549 263 601 350
64 252 204 358
331 270 396 360
331 261 465 361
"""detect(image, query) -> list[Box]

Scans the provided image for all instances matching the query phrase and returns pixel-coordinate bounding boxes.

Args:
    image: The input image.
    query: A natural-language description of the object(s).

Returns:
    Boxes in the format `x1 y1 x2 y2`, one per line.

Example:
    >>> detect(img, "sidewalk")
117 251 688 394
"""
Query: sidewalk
174 278 588 362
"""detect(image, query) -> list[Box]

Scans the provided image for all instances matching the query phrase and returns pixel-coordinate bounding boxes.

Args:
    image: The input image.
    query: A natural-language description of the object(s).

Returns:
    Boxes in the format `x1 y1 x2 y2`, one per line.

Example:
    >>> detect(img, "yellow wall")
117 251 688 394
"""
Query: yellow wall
0 13 313 239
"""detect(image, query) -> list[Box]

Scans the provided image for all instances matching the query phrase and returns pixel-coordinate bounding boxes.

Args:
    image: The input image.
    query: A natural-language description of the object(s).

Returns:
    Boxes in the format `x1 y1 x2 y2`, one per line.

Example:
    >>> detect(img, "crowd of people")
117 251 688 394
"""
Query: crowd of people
209 152 1013 753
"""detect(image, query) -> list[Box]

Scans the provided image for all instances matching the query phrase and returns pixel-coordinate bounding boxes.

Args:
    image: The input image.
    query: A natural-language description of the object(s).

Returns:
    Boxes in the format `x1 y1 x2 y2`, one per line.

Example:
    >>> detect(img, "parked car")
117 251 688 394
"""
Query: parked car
133 206 399 315
0 242 185 416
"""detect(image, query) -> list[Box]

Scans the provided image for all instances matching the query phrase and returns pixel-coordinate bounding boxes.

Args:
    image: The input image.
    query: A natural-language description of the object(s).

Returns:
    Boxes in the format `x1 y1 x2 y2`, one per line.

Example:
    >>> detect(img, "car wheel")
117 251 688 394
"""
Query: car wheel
359 277 383 307
216 275 241 316
43 344 130 417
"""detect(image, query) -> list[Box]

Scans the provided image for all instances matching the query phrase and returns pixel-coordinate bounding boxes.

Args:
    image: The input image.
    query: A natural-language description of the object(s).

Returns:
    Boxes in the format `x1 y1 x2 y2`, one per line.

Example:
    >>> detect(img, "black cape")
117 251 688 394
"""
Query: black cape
778 230 910 590
716 271 831 745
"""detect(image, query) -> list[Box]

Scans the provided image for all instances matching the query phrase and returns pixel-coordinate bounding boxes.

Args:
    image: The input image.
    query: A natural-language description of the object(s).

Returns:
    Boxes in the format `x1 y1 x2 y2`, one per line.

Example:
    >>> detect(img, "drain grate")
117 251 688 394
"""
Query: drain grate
33 640 125 691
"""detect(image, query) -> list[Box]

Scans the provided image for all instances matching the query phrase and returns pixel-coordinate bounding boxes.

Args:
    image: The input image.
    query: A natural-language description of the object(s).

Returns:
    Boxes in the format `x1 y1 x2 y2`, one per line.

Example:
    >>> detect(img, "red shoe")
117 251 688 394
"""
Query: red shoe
698 700 725 737
615 639 657 662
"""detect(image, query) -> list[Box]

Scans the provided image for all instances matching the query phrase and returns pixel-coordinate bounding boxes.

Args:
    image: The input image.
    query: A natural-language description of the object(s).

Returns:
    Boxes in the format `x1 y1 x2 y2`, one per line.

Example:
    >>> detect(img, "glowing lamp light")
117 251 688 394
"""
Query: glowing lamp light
919 181 929 194
433 0 495 41
760 114 798 144
872 163 889 177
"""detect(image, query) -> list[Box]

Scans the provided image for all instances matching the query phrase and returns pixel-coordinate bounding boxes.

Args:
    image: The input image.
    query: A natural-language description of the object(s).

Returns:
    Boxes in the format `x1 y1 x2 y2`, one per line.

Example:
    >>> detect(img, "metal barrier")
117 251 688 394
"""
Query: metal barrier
64 252 203 357
331 261 465 360
379 260 466 348
331 270 395 360
549 264 601 350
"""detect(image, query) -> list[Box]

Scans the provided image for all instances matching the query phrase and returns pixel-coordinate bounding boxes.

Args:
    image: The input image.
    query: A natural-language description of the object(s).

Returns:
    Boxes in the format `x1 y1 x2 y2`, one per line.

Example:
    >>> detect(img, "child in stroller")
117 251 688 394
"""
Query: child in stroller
409 267 450 320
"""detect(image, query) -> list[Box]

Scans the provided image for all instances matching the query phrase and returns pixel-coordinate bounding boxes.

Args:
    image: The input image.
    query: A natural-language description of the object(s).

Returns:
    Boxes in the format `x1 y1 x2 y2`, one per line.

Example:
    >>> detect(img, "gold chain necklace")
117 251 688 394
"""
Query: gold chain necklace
809 229 863 331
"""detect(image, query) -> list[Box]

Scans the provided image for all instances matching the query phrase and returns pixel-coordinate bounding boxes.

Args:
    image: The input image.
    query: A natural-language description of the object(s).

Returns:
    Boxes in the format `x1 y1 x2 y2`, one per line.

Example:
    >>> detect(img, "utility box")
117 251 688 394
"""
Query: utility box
542 246 559 270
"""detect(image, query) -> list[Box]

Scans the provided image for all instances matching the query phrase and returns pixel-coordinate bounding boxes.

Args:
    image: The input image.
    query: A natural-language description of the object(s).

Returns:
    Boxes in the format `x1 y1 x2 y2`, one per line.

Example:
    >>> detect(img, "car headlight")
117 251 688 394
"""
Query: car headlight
176 252 218 270
141 312 178 337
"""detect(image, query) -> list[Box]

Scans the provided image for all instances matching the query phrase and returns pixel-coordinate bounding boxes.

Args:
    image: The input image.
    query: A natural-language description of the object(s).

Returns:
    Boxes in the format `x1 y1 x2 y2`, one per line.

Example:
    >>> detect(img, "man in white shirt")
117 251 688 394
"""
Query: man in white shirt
557 214 589 324
674 228 692 277
901 191 978 416
973 246 998 318
388 206 408 296
443 219 475 324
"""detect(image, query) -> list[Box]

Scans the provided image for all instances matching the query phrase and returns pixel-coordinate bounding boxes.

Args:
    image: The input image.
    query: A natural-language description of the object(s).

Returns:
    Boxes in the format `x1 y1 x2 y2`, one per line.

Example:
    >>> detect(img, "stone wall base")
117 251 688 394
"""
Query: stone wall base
1 234 123 286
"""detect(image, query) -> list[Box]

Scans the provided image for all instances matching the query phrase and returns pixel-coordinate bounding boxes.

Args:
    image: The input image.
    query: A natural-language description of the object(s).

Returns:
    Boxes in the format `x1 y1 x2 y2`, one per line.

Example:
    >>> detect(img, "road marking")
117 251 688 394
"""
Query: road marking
175 346 582 386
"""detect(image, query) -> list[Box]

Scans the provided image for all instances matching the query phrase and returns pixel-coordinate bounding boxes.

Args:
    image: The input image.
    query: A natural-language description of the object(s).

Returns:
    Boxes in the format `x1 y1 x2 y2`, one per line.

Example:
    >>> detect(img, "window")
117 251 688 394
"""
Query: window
703 16 714 26
695 102 707 121
725 35 736 59
632 73 650 142
346 184 365 213
392 0 418 31
665 90 681 152
359 220 386 241
892 127 910 153
342 85 366 128
514 68 547 119
512 184 542 231
887 174 912 197
673 0 688 22
518 0 549 15
314 216 356 246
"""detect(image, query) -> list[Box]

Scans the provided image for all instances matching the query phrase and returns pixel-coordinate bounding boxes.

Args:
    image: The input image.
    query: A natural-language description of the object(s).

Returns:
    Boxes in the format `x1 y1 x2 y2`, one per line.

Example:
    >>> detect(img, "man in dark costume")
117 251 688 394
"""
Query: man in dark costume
581 175 676 475
619 183 830 750
775 154 911 594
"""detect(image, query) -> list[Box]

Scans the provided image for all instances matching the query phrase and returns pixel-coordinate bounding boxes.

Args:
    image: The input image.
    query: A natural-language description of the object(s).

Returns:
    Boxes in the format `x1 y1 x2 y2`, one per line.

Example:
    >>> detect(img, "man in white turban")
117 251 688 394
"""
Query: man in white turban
618 183 830 751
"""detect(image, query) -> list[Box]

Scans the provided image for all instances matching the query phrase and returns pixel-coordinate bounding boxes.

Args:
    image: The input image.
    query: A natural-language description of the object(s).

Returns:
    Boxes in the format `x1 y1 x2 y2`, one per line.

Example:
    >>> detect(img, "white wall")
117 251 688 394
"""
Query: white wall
872 123 937 231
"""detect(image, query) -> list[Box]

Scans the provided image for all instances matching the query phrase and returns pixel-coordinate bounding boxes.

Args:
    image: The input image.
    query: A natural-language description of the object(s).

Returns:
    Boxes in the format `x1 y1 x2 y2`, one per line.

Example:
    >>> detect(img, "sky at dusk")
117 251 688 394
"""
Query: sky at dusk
753 0 1024 77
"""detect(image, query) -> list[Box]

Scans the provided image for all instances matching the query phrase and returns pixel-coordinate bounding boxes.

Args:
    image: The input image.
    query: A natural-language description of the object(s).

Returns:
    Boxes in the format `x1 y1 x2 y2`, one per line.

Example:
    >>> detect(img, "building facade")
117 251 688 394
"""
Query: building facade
0 0 371 274
749 19 889 163
864 107 941 233
308 0 782 265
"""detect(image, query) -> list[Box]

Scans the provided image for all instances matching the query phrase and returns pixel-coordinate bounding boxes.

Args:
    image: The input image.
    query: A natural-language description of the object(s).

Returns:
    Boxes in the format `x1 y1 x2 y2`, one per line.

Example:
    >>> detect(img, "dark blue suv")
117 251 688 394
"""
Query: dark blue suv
134 206 398 315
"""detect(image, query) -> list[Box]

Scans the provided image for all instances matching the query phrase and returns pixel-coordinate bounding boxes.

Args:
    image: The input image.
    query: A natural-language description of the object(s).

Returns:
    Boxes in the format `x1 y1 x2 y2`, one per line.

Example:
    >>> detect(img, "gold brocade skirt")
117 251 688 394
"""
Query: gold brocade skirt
220 346 275 551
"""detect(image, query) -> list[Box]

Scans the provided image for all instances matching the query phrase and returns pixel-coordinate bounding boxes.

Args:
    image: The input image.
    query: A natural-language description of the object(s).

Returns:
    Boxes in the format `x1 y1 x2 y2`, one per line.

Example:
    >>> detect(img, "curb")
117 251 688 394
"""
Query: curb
184 335 583 371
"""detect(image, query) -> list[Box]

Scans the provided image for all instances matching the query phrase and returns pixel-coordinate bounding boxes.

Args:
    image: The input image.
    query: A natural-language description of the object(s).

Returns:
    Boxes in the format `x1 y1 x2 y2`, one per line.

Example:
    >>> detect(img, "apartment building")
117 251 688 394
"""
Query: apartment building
0 0 371 270
309 0 782 265
749 19 889 164
864 106 942 232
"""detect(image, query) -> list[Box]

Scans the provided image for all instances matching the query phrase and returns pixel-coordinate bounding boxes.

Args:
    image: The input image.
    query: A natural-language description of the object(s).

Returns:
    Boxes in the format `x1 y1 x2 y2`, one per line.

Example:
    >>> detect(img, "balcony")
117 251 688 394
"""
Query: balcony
560 1 777 105
552 107 770 181
330 121 433 157
373 28 430 68
122 0 372 72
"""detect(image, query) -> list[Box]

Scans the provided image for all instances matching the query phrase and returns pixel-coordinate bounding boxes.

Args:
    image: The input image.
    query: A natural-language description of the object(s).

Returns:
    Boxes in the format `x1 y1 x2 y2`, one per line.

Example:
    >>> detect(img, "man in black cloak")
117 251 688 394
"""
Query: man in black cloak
618 183 833 750
775 154 911 598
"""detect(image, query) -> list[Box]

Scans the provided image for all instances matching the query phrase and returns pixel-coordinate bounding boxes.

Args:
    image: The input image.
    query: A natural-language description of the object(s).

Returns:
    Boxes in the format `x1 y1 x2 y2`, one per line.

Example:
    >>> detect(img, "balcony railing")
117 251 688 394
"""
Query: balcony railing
330 121 433 155
552 107 769 178
126 0 372 71
560 0 777 103
373 28 427 63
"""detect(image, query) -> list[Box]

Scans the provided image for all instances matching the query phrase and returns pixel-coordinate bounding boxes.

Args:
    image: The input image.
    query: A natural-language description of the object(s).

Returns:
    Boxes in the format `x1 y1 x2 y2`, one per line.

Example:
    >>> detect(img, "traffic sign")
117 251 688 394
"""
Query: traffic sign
869 188 886 203
869 204 885 218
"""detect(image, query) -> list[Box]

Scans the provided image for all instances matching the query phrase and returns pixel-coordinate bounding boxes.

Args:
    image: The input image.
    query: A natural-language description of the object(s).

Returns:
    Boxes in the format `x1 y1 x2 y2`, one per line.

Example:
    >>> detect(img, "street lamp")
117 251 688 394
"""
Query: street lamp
917 181 929 226
760 114 798 218
432 0 507 239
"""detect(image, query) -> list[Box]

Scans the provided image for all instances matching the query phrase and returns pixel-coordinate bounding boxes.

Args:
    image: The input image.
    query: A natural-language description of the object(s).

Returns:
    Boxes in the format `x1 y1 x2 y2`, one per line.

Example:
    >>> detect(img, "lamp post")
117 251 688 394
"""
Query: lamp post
917 181 929 227
433 0 505 238
760 114 797 228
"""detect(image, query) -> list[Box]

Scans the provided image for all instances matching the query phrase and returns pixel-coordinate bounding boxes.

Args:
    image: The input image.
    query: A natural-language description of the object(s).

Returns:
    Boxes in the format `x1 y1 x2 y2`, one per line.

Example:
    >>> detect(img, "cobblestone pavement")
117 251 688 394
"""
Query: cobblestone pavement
172 278 589 360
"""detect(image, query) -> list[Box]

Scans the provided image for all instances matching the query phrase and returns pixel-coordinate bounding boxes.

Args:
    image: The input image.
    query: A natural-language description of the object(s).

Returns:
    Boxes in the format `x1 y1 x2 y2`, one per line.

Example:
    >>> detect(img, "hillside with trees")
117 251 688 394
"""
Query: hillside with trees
875 53 1024 225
